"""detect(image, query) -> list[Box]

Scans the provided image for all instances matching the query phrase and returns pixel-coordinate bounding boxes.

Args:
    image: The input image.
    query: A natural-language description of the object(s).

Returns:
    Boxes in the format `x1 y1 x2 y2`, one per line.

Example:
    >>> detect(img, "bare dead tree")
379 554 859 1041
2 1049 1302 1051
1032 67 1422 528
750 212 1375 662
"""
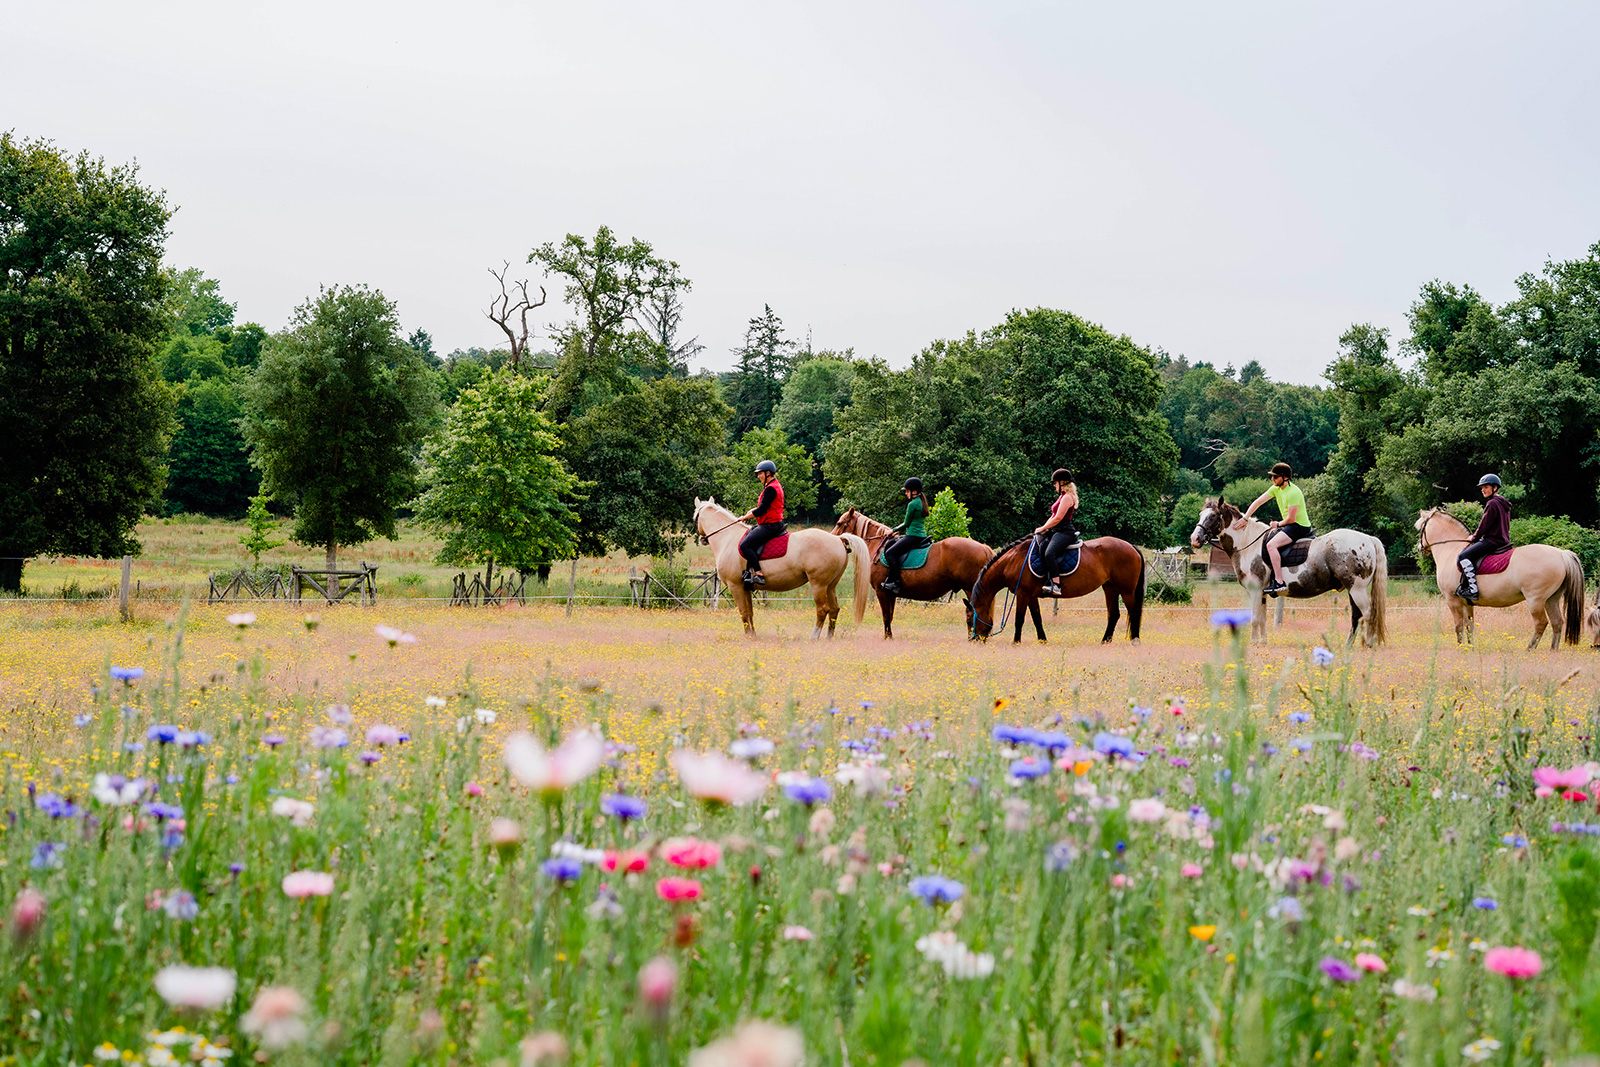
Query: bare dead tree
486 262 547 369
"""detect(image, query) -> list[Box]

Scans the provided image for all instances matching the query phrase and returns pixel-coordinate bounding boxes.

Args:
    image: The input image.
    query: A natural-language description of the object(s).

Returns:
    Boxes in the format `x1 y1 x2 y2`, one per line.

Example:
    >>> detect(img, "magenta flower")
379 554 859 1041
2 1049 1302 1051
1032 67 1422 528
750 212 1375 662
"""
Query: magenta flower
1319 957 1360 982
1483 946 1542 978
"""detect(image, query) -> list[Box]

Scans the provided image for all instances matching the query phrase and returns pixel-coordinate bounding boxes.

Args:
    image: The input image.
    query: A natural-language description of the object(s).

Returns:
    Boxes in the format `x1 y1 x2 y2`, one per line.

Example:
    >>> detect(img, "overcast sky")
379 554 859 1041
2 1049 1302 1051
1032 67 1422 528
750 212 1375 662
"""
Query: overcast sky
9 1 1598 383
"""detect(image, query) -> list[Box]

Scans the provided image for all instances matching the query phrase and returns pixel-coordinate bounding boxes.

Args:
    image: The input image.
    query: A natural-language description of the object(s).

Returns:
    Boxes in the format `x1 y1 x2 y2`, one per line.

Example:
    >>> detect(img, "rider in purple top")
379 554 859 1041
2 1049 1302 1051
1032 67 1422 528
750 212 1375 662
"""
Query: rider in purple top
1456 473 1511 602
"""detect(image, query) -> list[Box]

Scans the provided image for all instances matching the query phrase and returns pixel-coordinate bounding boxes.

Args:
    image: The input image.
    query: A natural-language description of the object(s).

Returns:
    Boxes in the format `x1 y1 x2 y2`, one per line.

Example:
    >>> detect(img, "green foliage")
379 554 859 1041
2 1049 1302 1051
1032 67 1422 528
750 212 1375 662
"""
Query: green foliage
1220 477 1275 518
238 494 286 565
242 285 439 566
412 372 585 571
721 304 797 434
0 134 177 592
1145 565 1193 603
1164 492 1206 548
1511 515 1600 575
826 309 1177 545
770 351 858 460
925 487 972 541
710 427 817 518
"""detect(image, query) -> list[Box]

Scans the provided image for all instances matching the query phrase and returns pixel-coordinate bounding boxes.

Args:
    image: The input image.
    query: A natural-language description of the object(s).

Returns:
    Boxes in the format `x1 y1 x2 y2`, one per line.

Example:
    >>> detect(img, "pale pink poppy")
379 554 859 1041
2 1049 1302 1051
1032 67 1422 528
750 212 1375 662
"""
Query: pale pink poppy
154 964 237 1009
10 887 46 938
1355 952 1387 973
503 729 604 794
1483 946 1542 978
241 985 309 1049
281 870 335 898
662 837 722 869
656 877 703 901
688 1021 804 1067
1180 862 1203 878
638 956 678 1008
783 925 816 941
671 751 770 805
1128 798 1167 823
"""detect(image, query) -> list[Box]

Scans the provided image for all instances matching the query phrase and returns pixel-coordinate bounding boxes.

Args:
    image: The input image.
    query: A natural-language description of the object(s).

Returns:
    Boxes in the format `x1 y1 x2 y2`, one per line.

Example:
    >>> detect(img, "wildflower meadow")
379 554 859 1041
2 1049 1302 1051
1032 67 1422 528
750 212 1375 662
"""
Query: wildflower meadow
3 600 1600 1066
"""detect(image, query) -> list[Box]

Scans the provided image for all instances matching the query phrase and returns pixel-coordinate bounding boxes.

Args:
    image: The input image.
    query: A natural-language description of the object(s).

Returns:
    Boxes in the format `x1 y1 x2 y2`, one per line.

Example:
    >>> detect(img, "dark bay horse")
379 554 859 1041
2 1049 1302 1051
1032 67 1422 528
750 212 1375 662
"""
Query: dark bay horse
967 534 1146 644
831 507 995 638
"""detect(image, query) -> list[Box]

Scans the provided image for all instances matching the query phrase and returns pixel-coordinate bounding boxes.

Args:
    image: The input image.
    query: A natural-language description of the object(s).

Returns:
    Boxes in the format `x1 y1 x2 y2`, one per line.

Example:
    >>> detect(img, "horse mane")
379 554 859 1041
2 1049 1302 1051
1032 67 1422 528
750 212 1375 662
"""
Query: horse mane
1426 507 1468 533
971 534 1032 599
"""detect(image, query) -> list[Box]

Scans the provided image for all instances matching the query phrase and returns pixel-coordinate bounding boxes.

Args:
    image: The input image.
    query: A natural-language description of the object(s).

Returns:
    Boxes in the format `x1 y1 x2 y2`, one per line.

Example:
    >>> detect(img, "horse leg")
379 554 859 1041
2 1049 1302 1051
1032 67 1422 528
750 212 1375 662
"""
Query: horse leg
1101 586 1120 644
734 586 756 636
1528 599 1551 651
1546 593 1564 651
1030 599 1047 642
1014 591 1032 644
1347 580 1369 648
879 588 896 639
826 580 841 638
811 580 827 639
1251 587 1267 643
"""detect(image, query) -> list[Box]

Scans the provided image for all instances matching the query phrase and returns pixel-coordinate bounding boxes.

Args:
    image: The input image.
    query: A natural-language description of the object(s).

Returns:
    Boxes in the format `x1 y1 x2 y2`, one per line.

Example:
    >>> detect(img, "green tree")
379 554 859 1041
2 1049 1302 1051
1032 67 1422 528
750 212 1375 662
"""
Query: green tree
709 427 817 517
1405 280 1512 381
924 487 972 540
242 285 439 569
722 305 796 433
413 373 585 577
1163 491 1206 548
0 135 176 592
1320 324 1427 538
239 493 286 565
771 351 858 460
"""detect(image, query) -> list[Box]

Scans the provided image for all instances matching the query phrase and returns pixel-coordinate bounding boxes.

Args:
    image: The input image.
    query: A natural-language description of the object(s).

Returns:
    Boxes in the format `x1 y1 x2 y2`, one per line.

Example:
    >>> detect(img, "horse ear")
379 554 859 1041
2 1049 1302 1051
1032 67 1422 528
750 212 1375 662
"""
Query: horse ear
1217 494 1226 506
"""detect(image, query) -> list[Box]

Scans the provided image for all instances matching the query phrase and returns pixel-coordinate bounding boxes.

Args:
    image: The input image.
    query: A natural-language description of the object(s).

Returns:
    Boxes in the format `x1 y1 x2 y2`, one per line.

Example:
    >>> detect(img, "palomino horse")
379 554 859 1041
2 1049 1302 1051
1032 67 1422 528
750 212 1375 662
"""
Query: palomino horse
1190 497 1387 646
830 506 994 638
967 534 1146 644
1415 508 1584 649
693 498 871 638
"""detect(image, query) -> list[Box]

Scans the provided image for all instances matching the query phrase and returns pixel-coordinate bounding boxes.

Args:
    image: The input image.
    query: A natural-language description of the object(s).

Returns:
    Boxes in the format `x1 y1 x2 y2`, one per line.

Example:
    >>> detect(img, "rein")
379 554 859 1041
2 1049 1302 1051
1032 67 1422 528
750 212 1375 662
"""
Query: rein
696 516 748 544
1417 510 1471 555
969 535 1032 639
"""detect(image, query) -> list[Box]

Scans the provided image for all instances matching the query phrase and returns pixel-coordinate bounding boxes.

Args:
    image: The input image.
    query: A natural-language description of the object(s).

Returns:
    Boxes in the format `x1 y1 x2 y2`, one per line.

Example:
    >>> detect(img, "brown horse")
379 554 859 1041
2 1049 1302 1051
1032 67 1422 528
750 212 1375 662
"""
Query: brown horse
967 534 1146 644
830 506 995 638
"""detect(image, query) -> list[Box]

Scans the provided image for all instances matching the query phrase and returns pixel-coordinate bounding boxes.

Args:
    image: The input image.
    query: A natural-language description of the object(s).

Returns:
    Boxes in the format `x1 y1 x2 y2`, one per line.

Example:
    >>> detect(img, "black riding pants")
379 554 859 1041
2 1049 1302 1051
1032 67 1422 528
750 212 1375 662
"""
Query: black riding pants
1044 531 1080 575
1457 540 1508 573
740 523 786 569
883 534 932 573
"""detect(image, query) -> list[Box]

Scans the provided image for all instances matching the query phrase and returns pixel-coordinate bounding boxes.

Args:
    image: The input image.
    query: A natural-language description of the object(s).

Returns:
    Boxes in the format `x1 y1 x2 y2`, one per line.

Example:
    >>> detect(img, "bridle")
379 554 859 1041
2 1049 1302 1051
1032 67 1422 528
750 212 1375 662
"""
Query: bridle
967 536 1027 640
1194 505 1273 557
1416 508 1469 555
694 506 747 546
835 508 892 545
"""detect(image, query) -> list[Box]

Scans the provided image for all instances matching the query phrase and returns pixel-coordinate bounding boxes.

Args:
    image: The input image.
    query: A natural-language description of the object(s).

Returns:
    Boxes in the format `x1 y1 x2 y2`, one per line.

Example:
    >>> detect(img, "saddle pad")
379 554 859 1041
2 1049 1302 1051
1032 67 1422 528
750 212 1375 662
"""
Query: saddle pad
877 541 931 570
1279 539 1312 569
1478 547 1514 575
759 533 790 561
1027 538 1081 581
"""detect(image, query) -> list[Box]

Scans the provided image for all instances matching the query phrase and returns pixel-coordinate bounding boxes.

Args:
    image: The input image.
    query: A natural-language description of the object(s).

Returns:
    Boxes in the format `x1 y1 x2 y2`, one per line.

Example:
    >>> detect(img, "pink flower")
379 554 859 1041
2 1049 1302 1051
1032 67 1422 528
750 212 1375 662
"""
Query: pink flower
1111 874 1129 888
672 750 770 805
1563 790 1590 802
656 877 703 901
1533 766 1592 790
1355 953 1387 973
281 870 335 898
603 850 650 873
10 887 46 939
662 837 723 869
783 925 816 941
1483 946 1543 978
1128 798 1167 823
1180 862 1204 878
503 729 604 794
465 781 485 797
365 724 401 746
1535 786 1555 798
488 818 523 851
688 1021 804 1067
241 985 309 1049
638 955 678 1009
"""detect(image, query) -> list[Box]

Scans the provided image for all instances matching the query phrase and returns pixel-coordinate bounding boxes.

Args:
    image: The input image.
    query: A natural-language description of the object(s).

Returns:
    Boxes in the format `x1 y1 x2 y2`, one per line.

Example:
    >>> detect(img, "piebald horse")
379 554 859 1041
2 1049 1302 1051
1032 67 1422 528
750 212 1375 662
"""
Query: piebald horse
967 535 1146 644
1415 508 1584 649
693 498 871 638
830 506 995 639
1190 497 1388 647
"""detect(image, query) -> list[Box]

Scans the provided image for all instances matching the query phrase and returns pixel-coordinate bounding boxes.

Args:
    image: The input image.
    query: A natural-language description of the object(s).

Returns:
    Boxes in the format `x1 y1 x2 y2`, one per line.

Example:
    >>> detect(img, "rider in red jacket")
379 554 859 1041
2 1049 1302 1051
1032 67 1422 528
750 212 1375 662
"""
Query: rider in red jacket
737 460 786 586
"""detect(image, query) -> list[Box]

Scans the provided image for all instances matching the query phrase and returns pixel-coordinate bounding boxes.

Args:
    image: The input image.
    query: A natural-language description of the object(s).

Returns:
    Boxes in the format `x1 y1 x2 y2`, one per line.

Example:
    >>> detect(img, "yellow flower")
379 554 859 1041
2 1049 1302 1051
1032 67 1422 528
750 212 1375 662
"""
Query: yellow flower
993 697 1009 711
1189 925 1216 941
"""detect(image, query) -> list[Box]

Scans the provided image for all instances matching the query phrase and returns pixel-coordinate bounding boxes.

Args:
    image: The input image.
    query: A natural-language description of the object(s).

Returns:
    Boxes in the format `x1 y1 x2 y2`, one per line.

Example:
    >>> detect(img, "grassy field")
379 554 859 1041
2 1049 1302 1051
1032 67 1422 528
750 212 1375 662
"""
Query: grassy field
3 555 1600 1065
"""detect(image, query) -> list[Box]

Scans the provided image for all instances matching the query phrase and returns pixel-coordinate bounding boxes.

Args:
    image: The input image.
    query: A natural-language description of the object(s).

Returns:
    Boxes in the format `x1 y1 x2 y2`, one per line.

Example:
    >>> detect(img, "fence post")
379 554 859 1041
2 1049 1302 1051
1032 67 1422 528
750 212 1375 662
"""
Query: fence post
565 558 578 617
119 555 132 622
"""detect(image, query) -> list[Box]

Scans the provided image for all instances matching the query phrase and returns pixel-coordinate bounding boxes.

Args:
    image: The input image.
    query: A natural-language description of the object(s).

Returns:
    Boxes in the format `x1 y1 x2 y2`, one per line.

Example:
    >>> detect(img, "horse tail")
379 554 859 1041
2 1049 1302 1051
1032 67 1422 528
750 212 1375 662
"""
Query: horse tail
1367 535 1388 646
840 533 872 625
1128 547 1146 641
1562 549 1585 646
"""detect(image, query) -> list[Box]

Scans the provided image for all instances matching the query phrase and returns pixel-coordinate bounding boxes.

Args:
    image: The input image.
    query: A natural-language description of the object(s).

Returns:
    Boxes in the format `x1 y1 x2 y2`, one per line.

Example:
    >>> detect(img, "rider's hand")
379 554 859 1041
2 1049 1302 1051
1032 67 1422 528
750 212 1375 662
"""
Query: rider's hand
1230 518 1247 530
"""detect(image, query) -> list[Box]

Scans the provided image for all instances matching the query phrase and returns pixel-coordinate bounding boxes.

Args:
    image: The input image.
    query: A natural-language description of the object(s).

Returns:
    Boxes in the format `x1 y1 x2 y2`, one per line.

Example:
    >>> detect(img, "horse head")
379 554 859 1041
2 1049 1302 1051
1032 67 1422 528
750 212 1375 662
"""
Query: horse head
1190 496 1227 548
829 507 857 538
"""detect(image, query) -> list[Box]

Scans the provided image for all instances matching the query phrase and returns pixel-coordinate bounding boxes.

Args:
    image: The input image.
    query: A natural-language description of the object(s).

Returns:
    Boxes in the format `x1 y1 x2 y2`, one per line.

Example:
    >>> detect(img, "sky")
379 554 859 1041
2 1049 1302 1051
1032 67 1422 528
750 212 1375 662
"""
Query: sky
8 1 1598 383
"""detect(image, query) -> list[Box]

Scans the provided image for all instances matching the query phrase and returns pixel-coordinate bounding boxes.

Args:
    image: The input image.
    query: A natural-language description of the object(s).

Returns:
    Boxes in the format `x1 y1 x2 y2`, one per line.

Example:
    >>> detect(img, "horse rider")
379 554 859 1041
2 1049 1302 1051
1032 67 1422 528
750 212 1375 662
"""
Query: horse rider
1241 462 1311 596
1034 468 1080 595
1456 473 1510 602
880 478 932 595
736 459 786 586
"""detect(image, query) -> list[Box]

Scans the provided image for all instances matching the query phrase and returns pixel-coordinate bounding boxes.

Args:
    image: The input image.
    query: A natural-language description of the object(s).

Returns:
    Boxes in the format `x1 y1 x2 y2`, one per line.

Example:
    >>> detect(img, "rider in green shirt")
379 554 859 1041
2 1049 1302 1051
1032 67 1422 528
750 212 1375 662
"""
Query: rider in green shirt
880 478 932 595
1241 462 1312 596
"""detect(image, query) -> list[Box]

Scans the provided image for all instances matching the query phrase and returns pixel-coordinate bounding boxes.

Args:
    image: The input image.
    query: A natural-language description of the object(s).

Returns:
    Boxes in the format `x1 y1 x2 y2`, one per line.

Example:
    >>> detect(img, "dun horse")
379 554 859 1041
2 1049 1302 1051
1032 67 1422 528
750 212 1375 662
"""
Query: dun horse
1415 508 1584 649
693 498 871 638
1190 497 1387 646
966 535 1146 644
830 506 995 638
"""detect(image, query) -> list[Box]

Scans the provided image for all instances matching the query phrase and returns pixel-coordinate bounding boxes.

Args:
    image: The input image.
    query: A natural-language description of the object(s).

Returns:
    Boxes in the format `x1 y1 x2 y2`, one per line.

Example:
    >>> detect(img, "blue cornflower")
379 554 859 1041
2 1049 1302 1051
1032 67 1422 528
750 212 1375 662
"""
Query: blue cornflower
992 724 1030 744
1288 711 1312 723
145 802 184 820
1311 646 1335 667
600 794 649 820
1209 609 1253 631
123 741 144 754
162 890 198 920
1092 732 1135 759
72 713 93 728
161 827 185 850
1502 834 1529 848
1290 738 1314 752
228 862 246 874
782 778 833 806
110 666 145 682
1031 731 1072 751
1008 757 1051 781
30 842 64 870
176 731 210 748
1045 841 1076 872
1131 705 1153 719
146 724 180 744
35 793 81 818
225 774 239 785
1472 897 1498 910
860 700 874 710
908 875 965 905
1261 743 1279 756
826 704 841 716
541 857 584 882
1268 896 1304 921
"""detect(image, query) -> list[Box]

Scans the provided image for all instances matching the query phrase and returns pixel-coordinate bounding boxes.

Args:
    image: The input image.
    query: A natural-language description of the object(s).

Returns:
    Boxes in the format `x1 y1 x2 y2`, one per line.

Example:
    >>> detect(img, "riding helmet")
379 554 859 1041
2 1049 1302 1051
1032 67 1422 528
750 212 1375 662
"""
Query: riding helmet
753 459 778 475
902 477 923 493
1050 468 1074 484
1478 473 1502 488
1269 462 1293 479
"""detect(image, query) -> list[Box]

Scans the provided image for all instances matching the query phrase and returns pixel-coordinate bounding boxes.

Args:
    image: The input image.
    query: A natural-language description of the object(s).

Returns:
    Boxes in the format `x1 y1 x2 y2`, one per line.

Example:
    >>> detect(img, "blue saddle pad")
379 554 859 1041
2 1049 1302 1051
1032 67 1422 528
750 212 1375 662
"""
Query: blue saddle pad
877 539 931 570
1027 538 1080 580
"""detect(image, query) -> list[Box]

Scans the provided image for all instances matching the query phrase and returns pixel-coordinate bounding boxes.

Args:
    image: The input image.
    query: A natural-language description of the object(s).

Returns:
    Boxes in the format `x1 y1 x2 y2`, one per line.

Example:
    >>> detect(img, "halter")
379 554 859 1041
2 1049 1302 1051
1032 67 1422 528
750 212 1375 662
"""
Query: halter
1196 505 1274 557
967 536 1029 640
1416 509 1470 555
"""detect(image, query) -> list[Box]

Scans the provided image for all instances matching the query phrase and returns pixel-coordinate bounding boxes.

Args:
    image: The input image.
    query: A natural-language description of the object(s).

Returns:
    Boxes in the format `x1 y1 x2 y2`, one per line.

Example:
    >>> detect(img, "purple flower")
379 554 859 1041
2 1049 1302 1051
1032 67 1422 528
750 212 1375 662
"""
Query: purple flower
176 730 210 748
145 802 184 820
229 862 246 874
310 727 348 749
600 794 649 820
1472 897 1498 910
35 793 81 818
1045 841 1076 872
782 778 832 806
908 875 965 905
1288 712 1311 724
110 666 145 682
358 751 383 764
162 890 199 920
30 842 65 870
1093 732 1135 759
1008 757 1051 781
541 857 584 882
365 724 401 746
1168 757 1191 768
1311 646 1335 667
72 713 94 728
1502 834 1528 848
327 704 353 725
161 827 185 850
261 733 286 748
1319 957 1360 982
147 724 180 744
1209 609 1253 631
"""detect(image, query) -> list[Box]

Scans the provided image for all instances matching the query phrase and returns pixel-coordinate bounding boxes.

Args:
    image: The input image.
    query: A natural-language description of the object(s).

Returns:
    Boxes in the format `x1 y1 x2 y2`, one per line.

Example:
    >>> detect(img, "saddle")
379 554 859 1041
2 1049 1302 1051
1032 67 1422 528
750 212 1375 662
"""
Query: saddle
1477 547 1514 575
1027 535 1081 582
758 534 789 560
877 536 931 571
1260 528 1316 569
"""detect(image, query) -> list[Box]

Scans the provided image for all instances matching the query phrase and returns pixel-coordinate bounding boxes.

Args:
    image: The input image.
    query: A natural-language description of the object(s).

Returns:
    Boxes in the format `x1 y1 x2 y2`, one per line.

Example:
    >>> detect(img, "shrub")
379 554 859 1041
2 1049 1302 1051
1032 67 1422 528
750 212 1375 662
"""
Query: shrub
1145 567 1194 604
925 488 972 541
1164 492 1205 548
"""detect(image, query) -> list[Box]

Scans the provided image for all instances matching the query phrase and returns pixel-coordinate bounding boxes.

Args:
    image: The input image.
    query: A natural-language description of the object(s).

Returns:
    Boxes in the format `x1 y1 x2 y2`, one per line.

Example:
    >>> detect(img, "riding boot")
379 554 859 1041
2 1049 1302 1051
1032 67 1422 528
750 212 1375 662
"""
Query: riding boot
882 568 902 594
1457 560 1478 601
749 567 767 586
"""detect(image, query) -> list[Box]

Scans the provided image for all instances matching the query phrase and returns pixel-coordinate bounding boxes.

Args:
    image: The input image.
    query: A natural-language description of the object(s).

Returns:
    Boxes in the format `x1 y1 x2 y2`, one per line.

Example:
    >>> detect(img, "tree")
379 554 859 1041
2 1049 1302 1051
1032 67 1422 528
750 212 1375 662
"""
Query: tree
484 262 546 370
408 328 441 369
722 305 796 433
413 373 585 577
630 263 702 377
1320 324 1427 538
239 493 285 565
771 352 858 460
709 427 817 517
0 135 177 593
242 285 439 569
924 487 972 540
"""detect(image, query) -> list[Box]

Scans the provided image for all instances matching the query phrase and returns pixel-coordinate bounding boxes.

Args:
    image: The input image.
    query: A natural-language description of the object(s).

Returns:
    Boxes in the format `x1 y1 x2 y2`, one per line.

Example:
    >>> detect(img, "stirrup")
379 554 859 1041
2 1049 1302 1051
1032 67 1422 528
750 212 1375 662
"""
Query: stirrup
749 570 767 586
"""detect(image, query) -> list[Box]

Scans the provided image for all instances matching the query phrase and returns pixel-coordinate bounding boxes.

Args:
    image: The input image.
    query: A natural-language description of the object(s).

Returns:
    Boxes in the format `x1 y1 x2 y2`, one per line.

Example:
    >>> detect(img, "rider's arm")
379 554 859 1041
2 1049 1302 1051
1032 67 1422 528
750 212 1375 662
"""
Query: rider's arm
1242 490 1273 518
742 484 776 523
1282 500 1300 523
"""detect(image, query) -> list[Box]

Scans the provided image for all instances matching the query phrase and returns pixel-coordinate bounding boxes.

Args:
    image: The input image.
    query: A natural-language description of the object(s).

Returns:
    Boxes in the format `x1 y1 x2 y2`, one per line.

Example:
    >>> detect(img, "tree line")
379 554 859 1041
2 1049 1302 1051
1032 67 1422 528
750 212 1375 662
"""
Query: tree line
5 133 1600 592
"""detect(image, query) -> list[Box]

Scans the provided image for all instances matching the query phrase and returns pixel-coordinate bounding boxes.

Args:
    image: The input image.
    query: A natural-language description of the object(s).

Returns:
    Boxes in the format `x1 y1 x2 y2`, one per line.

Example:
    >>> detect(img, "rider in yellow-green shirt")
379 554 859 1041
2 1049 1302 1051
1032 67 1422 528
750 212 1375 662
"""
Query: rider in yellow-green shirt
1241 462 1311 596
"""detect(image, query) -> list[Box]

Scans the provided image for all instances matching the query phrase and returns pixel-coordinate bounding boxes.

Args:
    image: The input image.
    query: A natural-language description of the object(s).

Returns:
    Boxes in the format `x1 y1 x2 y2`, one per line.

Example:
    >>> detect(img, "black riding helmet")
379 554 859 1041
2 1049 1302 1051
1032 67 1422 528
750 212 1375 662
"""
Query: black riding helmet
1051 468 1074 484
1478 473 1502 488
753 460 778 475
902 477 923 493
